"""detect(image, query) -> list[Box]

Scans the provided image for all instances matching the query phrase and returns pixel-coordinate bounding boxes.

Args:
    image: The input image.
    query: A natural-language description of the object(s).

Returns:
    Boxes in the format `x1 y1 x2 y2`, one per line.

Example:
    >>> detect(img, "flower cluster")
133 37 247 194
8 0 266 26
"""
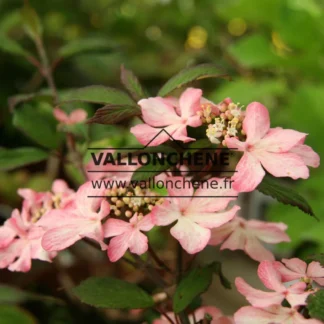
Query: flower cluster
234 259 324 323
1 87 322 323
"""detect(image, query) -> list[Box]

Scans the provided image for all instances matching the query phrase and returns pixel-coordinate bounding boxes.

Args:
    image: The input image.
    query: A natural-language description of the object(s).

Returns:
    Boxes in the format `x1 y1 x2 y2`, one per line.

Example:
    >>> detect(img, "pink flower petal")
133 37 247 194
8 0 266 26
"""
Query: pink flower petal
0 226 16 248
307 261 324 285
209 221 236 246
244 236 275 261
235 277 283 307
153 200 181 226
187 205 239 229
234 306 289 324
130 124 179 146
189 177 238 212
178 88 202 118
243 102 270 144
137 214 155 231
170 217 210 254
248 221 290 244
282 258 307 275
42 223 86 251
104 218 131 238
128 231 148 255
257 128 307 152
257 261 285 291
8 245 32 272
290 144 320 168
256 151 309 179
53 108 69 123
138 97 182 126
107 232 130 262
232 152 265 192
69 109 88 123
225 137 247 151
220 228 246 252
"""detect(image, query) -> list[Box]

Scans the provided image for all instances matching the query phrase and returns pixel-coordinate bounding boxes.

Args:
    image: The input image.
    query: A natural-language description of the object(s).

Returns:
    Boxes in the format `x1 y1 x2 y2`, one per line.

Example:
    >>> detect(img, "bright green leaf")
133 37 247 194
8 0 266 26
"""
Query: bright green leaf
87 104 141 125
72 277 154 309
13 103 64 149
61 86 134 106
21 5 42 40
158 64 229 97
257 174 316 218
0 305 36 324
58 37 116 60
307 290 324 321
0 147 49 171
120 65 147 101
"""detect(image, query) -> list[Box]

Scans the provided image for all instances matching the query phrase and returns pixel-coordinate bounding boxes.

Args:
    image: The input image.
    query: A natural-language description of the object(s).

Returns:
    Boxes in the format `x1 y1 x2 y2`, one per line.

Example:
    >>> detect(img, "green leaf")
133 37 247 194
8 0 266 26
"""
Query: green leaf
58 37 116 60
307 290 324 321
21 5 42 40
257 174 316 218
87 104 141 125
120 65 147 101
0 305 36 324
228 34 280 68
72 277 154 309
13 103 64 149
8 90 53 112
60 86 135 106
305 254 324 266
131 161 172 182
0 34 32 58
0 284 64 305
173 262 230 313
158 64 229 97
0 147 49 171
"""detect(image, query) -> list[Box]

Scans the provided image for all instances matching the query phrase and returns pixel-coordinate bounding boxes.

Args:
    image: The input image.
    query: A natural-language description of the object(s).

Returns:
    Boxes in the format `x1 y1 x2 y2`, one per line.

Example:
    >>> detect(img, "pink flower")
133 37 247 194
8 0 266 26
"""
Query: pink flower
234 305 322 324
226 102 319 192
103 213 154 262
54 108 87 125
235 261 311 308
130 88 204 146
153 306 233 324
274 258 324 286
209 216 290 262
39 182 110 251
0 209 56 272
152 177 240 254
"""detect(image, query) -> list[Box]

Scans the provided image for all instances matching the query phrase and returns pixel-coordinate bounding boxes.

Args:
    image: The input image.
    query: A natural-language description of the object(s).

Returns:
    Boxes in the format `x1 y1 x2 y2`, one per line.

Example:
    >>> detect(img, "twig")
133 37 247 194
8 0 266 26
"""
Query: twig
148 244 172 273
34 36 58 104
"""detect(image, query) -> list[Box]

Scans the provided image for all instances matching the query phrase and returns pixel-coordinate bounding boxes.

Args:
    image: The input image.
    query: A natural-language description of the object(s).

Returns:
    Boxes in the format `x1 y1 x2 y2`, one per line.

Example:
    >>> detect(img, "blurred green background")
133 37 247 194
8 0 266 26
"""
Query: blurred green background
0 0 323 322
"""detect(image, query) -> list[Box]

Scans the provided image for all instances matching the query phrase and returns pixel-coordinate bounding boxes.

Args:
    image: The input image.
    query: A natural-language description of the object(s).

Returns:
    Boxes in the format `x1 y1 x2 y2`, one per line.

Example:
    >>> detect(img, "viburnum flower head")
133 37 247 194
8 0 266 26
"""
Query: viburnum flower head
130 88 216 146
103 212 154 262
0 208 56 272
209 216 290 262
226 102 320 192
39 182 110 252
152 177 240 254
53 107 87 125
235 261 312 308
274 258 324 286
